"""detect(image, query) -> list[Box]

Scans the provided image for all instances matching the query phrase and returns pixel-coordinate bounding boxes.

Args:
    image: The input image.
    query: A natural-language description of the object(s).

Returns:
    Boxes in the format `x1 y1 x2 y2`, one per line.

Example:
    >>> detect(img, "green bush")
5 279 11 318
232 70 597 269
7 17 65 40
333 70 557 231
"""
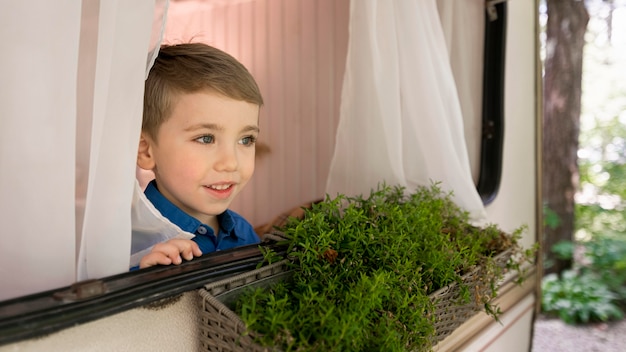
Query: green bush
584 237 626 301
542 270 623 324
541 237 626 324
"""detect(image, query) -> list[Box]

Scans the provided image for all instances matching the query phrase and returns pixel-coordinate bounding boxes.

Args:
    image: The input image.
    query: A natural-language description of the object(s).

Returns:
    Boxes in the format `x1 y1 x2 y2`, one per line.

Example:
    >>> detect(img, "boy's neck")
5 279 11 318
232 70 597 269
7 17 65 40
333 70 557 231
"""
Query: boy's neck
207 216 219 235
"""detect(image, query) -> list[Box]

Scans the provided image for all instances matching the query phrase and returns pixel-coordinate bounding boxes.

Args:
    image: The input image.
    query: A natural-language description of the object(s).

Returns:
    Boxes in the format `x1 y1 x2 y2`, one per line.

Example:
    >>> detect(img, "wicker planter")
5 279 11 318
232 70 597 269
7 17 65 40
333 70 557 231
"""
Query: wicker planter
198 249 512 352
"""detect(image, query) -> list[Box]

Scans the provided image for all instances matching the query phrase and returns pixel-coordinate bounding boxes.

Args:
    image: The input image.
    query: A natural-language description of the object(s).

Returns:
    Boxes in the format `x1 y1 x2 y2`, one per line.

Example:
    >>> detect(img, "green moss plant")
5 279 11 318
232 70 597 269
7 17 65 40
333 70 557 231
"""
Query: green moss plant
235 183 533 352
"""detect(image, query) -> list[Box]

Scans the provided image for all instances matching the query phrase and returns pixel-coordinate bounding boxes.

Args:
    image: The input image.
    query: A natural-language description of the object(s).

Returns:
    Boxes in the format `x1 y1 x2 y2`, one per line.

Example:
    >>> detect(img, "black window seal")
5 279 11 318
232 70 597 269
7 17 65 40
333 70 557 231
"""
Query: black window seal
477 1 507 205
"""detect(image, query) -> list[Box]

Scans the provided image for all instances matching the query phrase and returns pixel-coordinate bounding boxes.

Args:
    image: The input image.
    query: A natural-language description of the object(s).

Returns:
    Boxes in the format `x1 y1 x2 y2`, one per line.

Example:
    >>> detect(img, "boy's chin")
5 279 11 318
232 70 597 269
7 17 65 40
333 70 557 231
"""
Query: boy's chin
198 206 230 217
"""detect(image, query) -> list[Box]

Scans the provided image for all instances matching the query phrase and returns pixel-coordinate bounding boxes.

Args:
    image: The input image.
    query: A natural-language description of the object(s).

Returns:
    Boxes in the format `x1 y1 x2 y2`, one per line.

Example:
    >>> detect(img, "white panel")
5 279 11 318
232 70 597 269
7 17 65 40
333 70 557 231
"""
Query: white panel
0 292 201 352
485 0 538 251
460 295 535 352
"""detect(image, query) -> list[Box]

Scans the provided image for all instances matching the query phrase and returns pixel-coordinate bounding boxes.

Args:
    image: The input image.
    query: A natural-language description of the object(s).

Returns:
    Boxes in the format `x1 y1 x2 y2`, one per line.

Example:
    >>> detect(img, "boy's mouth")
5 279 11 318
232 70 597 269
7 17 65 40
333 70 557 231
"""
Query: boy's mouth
204 183 236 200
208 184 233 191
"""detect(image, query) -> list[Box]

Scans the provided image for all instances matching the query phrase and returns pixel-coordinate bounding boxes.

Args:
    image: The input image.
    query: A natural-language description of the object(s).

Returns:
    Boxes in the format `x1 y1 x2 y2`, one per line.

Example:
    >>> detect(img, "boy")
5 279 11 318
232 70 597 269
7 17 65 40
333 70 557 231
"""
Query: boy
135 43 263 269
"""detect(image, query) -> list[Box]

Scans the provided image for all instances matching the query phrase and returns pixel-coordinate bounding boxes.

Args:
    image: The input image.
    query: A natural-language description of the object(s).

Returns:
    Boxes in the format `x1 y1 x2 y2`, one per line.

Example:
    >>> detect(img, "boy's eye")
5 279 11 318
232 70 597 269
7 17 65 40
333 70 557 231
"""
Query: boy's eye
240 135 257 146
195 135 214 144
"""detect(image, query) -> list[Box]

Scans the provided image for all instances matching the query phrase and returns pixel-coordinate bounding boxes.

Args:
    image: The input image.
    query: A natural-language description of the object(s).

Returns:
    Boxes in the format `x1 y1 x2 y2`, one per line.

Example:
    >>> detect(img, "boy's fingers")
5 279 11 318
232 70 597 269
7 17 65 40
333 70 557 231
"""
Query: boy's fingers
155 255 173 266
139 253 172 269
153 242 182 258
181 244 201 261
181 249 193 261
192 242 203 257
152 242 183 264
141 240 201 268
171 254 183 265
168 239 202 261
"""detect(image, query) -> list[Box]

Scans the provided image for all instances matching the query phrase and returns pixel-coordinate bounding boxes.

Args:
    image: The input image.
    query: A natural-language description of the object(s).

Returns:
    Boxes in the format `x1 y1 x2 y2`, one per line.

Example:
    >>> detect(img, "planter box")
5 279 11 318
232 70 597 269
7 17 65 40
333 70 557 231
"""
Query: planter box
197 249 512 352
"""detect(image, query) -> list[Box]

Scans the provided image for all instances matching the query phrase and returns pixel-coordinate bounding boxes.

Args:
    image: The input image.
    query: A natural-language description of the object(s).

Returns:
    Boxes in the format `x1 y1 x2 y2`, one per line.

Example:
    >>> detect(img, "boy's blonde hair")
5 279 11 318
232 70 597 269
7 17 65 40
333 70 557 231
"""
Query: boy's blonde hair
143 43 264 140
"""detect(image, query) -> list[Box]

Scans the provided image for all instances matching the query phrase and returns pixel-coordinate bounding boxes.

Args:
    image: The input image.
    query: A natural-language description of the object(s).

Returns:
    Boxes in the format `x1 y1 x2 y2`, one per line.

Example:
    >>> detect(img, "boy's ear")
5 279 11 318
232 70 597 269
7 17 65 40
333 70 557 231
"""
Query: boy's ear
137 133 156 170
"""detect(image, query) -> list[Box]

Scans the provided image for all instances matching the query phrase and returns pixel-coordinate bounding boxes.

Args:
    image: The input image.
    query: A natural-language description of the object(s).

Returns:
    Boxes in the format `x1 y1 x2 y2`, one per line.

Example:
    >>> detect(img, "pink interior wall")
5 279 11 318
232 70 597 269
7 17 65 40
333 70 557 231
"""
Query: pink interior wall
163 0 350 227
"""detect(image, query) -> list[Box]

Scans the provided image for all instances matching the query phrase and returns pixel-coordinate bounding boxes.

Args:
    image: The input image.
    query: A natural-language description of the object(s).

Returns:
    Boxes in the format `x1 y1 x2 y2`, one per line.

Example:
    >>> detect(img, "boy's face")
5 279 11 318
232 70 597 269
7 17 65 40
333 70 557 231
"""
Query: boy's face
138 90 259 225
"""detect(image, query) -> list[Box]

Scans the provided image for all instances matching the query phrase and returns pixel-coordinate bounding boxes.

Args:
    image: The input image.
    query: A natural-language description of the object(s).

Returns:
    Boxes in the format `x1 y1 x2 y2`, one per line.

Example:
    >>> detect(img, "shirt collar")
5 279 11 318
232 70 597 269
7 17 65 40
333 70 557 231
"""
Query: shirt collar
144 180 238 238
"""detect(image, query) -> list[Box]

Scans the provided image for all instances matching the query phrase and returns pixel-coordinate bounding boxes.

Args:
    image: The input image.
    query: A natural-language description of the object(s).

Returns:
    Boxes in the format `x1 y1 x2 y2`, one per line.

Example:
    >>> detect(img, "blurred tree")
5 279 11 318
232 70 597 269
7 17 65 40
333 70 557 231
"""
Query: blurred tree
542 0 589 276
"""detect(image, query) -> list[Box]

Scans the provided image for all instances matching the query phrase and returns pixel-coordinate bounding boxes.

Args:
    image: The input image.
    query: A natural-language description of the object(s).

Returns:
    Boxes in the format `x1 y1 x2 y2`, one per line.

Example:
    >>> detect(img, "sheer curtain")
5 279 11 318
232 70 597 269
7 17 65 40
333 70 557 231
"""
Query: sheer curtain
326 0 487 221
0 0 166 301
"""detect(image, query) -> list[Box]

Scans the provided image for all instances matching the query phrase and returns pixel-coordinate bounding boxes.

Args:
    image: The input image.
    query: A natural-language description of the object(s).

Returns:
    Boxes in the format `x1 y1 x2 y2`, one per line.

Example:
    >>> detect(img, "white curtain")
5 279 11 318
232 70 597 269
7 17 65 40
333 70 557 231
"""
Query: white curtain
0 0 167 301
326 0 487 221
437 0 486 184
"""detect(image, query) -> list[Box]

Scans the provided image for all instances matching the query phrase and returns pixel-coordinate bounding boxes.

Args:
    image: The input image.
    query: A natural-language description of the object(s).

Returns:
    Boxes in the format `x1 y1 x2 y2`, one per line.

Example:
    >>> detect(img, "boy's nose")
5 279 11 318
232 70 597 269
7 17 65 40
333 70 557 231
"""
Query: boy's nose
214 146 238 172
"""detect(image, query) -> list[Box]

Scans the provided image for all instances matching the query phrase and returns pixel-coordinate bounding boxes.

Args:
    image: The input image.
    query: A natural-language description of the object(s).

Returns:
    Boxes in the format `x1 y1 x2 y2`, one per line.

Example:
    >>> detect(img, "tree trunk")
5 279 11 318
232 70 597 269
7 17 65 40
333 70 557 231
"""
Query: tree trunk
542 0 589 276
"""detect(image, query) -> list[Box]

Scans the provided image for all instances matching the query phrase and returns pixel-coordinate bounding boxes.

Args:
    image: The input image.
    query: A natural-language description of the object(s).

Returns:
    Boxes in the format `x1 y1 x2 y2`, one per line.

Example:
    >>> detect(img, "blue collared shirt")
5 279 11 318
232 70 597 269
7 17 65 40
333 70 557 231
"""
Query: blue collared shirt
144 180 260 254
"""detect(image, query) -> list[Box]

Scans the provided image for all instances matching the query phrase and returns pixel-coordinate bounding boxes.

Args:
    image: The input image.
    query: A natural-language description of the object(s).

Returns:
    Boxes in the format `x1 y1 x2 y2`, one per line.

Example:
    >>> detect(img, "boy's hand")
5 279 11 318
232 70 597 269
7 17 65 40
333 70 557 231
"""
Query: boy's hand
139 239 202 269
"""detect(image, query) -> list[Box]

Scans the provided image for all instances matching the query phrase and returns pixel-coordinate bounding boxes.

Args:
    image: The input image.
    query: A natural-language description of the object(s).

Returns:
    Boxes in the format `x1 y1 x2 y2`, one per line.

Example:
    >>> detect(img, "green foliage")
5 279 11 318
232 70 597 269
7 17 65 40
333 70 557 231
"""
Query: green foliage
541 236 626 324
576 203 626 239
542 271 623 324
550 240 575 260
235 183 531 352
543 204 561 230
258 244 285 267
584 237 626 301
